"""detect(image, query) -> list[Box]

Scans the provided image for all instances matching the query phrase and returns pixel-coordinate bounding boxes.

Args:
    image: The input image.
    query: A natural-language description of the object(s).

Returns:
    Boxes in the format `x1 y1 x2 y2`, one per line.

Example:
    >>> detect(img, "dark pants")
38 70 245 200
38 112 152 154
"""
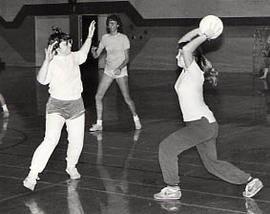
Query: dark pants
159 117 250 186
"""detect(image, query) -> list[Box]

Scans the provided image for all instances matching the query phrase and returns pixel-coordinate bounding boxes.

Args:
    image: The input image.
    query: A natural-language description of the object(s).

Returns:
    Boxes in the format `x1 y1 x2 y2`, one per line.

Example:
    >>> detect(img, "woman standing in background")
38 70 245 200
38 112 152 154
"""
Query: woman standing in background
89 14 141 132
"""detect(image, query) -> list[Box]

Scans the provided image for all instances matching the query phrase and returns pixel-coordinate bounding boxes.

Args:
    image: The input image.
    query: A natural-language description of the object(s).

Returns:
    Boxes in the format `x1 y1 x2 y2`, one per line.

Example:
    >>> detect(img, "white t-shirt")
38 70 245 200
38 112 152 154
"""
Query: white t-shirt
45 51 87 100
99 33 130 77
174 60 216 123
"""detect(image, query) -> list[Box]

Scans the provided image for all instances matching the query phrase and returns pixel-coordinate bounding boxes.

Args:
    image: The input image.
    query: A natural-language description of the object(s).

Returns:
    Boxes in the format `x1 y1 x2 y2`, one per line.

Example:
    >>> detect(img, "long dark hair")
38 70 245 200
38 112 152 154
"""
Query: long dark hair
106 14 123 33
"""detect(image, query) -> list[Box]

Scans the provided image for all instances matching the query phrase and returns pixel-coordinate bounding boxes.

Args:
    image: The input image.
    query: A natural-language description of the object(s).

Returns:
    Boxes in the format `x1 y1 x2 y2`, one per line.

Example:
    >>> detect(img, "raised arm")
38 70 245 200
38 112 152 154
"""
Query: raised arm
79 20 96 55
181 25 220 68
178 28 201 43
182 34 207 68
37 42 57 85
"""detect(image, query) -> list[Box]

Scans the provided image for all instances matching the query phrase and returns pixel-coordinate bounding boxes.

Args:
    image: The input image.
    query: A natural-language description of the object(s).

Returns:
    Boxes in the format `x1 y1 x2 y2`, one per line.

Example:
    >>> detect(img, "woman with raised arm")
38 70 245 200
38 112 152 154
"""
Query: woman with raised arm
23 21 96 191
154 21 263 200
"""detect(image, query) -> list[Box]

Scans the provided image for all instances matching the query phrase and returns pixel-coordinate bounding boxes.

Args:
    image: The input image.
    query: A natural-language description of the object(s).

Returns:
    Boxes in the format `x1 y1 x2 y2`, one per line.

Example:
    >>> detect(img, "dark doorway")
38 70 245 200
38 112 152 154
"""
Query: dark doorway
80 15 99 108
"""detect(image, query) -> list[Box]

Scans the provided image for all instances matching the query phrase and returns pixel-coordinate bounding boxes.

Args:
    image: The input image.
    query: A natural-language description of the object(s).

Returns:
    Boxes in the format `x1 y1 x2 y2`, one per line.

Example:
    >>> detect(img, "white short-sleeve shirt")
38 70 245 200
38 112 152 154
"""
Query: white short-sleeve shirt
99 33 130 78
46 51 87 100
174 60 216 123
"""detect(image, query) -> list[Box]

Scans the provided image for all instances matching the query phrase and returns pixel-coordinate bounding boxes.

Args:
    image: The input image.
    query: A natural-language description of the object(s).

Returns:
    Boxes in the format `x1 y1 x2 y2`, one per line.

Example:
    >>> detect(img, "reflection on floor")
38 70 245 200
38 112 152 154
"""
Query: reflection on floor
0 67 269 213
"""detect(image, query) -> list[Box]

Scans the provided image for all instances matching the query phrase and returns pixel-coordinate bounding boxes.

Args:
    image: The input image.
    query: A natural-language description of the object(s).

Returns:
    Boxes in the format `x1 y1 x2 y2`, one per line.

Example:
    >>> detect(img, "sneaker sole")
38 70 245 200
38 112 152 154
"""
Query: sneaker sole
70 175 81 180
154 197 181 201
154 195 181 200
89 129 103 132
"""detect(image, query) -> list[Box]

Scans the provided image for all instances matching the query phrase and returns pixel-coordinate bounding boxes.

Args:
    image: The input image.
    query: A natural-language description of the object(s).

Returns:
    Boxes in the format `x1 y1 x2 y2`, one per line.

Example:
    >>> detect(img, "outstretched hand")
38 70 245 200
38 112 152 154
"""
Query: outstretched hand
88 20 96 38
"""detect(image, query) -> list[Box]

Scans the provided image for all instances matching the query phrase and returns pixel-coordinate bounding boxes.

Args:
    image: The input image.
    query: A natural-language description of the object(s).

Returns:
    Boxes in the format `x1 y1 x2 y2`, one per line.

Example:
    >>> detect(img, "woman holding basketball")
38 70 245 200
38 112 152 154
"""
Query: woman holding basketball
154 16 263 200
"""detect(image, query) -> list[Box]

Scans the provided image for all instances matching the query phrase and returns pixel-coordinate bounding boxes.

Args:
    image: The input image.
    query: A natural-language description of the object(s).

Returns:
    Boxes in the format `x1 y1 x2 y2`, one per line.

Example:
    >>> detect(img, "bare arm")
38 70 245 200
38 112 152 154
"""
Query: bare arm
37 42 57 84
182 34 207 68
178 28 201 43
37 59 50 85
79 20 96 55
91 44 104 59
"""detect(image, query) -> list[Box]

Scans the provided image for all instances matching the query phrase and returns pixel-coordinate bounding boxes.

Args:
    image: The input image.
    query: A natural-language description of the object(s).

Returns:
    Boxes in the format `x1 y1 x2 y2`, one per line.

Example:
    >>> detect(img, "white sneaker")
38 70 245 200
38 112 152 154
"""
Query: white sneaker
23 176 37 191
154 186 181 200
243 178 263 198
134 118 142 130
66 168 81 180
89 123 103 132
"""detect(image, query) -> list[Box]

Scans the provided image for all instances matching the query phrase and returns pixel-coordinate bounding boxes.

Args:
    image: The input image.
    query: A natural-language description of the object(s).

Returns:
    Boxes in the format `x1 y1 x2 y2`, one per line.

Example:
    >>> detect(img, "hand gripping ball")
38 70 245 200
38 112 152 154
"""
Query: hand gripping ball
199 15 223 39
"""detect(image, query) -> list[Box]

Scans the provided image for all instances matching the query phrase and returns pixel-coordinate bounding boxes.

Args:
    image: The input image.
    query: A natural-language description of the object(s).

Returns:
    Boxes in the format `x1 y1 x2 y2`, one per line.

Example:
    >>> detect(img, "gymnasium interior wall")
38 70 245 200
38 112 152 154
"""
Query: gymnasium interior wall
0 16 35 67
0 1 269 73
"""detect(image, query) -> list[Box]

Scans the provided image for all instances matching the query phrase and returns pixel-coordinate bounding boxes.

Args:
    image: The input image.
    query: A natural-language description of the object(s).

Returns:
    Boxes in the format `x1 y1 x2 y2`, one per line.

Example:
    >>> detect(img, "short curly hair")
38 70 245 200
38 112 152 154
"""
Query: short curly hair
106 14 123 33
48 26 72 51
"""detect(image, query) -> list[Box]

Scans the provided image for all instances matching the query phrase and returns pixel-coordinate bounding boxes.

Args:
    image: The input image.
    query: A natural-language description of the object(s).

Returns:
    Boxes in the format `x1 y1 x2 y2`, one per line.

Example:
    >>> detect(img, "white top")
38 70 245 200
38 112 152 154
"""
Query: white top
174 60 216 123
99 33 130 75
45 51 87 100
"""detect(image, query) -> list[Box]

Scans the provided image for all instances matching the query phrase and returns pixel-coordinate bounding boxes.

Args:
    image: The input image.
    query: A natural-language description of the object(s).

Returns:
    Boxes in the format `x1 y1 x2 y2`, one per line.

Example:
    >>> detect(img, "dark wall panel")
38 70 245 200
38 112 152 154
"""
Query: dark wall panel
0 16 35 66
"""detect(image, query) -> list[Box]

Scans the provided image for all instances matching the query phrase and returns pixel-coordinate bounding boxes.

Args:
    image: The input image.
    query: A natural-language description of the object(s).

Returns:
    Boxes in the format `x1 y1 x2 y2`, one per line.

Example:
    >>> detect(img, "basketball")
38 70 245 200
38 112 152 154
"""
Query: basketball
199 15 223 39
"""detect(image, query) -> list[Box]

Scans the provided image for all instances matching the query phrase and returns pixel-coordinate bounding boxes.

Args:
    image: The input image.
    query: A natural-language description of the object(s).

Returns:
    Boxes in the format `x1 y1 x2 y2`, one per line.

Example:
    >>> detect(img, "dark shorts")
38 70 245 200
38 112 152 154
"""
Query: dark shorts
46 97 85 120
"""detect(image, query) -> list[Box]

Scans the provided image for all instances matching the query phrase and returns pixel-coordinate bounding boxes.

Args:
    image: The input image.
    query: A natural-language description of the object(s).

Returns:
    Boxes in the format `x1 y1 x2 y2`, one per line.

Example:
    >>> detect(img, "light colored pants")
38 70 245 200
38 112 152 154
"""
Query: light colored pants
30 113 85 173
159 117 250 186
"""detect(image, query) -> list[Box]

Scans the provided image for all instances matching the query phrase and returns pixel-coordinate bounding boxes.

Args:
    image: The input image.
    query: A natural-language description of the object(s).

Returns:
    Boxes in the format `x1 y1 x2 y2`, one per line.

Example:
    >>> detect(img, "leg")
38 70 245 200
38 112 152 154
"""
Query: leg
196 138 251 185
0 93 9 117
259 68 269 79
154 118 218 200
0 93 7 106
116 77 142 129
90 74 114 131
95 74 114 121
159 127 200 186
116 76 137 116
23 113 65 190
29 113 65 174
159 118 216 185
65 114 85 172
197 139 263 197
